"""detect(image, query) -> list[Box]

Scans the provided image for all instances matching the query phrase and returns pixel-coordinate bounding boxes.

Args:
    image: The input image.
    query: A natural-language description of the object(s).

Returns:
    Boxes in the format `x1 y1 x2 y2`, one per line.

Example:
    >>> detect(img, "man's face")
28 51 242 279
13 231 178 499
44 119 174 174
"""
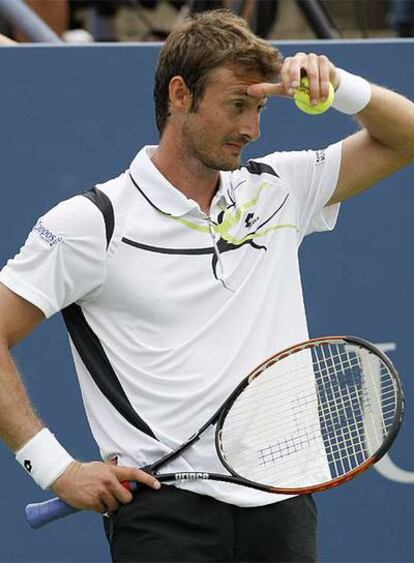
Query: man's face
181 66 268 171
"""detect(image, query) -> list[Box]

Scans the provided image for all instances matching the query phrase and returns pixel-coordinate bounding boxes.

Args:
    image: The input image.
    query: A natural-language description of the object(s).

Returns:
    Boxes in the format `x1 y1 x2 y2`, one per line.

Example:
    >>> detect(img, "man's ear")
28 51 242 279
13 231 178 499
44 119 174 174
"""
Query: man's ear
168 76 192 114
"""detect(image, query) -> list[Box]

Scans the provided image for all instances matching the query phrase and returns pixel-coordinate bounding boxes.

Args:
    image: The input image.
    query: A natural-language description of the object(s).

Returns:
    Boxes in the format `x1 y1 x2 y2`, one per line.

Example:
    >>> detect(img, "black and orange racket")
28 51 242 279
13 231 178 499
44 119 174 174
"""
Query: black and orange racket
26 335 404 529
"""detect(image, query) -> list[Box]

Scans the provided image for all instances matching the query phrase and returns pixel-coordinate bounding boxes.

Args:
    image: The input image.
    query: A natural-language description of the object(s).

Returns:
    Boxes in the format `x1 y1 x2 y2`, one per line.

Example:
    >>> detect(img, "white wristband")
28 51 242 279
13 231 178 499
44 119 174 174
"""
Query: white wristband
332 68 372 115
15 428 74 490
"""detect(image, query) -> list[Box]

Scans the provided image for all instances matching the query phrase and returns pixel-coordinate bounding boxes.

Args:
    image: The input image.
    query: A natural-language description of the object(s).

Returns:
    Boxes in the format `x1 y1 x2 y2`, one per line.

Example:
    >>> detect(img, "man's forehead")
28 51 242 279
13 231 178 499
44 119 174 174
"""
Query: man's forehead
208 65 268 95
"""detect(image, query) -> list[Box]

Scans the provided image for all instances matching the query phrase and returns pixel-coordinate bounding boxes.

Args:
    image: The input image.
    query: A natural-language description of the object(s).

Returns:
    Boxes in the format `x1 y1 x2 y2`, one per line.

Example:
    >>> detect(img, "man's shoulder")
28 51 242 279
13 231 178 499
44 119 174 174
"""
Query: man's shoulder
238 158 281 179
224 151 293 186
233 143 342 185
94 170 139 217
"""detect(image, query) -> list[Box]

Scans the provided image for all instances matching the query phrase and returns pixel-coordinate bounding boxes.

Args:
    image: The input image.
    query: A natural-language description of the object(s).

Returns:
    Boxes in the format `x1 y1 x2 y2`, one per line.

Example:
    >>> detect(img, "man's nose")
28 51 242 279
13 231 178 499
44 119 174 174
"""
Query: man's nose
239 112 261 142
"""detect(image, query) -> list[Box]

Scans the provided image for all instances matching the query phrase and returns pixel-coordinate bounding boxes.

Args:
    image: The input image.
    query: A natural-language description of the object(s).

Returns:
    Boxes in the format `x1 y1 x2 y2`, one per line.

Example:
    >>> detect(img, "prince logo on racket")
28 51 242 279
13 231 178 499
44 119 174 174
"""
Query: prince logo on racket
0 8 413 563
174 473 210 480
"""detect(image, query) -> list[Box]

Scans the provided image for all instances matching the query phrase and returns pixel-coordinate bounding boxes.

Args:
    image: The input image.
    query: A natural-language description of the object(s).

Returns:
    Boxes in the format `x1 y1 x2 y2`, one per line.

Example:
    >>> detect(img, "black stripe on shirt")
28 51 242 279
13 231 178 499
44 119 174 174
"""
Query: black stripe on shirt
62 303 157 440
83 187 115 249
122 238 214 255
243 160 280 178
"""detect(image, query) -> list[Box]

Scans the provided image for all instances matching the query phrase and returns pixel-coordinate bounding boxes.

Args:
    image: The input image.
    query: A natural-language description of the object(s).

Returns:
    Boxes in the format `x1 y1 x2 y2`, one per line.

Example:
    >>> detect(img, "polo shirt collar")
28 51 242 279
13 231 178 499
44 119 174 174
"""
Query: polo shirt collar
129 146 233 217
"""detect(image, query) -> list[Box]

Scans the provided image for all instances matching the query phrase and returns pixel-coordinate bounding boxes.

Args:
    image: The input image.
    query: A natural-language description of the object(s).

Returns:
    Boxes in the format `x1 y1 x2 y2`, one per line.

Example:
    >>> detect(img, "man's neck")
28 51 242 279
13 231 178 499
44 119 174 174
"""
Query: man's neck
151 135 220 215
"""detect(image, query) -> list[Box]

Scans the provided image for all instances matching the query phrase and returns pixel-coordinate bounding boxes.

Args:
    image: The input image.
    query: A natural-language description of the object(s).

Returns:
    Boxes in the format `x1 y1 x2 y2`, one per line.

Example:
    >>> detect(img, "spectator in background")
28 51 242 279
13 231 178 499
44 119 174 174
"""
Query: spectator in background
70 0 119 42
189 0 278 37
12 0 69 42
0 0 93 43
389 0 414 36
0 11 12 39
0 0 278 43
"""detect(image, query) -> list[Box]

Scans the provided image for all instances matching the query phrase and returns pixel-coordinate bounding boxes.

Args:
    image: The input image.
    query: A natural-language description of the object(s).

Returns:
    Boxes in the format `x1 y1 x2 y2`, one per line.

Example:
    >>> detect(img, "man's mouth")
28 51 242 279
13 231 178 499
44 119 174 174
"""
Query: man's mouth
226 141 244 150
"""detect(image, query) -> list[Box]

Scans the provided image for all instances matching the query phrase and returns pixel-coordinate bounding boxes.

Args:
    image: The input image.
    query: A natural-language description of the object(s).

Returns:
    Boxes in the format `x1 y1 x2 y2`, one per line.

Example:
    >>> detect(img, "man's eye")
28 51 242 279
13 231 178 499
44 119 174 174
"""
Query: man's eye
232 101 244 111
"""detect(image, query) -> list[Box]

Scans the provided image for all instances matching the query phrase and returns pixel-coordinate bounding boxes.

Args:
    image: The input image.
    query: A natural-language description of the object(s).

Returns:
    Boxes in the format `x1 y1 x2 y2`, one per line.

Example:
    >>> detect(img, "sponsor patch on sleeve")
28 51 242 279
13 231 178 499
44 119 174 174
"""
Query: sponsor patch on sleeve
32 220 63 247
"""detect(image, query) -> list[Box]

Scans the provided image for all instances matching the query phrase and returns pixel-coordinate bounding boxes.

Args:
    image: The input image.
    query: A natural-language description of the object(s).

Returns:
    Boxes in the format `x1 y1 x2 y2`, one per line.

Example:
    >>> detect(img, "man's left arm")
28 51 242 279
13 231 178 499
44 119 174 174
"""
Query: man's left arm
246 52 414 205
330 84 414 204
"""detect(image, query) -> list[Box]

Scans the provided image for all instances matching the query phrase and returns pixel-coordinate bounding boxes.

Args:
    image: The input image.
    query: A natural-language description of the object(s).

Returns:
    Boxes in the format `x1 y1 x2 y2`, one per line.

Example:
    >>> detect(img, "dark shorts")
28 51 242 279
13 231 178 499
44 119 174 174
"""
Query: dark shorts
104 485 318 562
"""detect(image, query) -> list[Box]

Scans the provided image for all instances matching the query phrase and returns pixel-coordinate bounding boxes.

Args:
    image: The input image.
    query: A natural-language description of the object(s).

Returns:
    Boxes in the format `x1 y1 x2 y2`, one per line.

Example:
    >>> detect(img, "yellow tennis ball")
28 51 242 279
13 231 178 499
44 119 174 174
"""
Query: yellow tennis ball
294 76 334 115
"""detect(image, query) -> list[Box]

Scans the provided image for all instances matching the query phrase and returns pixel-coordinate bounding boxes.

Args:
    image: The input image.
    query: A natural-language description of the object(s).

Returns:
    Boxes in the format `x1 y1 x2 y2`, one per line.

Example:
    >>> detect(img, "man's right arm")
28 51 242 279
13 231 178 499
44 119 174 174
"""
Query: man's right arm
0 282 160 514
0 282 45 450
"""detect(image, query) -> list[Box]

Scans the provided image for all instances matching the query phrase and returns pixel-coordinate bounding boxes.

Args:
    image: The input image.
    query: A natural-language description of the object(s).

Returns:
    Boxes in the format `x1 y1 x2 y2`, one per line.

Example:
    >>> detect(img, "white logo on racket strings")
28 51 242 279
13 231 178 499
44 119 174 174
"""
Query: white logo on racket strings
32 220 63 248
373 342 414 484
175 472 209 480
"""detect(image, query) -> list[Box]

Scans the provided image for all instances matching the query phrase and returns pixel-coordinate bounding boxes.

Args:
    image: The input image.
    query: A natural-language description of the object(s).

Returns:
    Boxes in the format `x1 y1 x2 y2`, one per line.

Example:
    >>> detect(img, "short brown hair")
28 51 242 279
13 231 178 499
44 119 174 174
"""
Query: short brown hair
153 9 282 135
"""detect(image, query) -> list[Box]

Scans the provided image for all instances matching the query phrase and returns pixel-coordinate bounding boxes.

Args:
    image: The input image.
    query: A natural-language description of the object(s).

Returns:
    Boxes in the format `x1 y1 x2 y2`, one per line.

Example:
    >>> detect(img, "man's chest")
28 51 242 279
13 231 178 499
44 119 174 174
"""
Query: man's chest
93 184 298 334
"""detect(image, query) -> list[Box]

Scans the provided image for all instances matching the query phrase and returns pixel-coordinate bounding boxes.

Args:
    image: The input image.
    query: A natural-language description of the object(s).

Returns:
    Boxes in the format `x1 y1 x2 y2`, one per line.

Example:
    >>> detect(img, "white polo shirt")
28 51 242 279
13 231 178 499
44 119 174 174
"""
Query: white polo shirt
0 143 342 506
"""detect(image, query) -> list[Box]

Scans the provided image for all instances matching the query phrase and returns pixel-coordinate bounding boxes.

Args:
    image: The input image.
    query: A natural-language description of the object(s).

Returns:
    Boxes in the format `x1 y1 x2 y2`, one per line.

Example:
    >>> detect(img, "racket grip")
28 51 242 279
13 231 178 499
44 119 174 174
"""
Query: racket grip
25 498 79 529
25 480 138 529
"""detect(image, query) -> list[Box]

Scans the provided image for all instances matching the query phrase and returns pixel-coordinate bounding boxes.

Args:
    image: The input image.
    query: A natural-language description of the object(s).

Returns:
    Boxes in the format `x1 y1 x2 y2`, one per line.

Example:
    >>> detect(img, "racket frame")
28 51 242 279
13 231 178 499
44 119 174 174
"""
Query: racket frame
214 335 405 494
25 335 405 529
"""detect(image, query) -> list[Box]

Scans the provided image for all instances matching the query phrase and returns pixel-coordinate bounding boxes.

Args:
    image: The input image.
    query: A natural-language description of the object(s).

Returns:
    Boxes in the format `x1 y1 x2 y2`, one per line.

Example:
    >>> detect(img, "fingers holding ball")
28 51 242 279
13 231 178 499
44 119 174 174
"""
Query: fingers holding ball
294 76 335 115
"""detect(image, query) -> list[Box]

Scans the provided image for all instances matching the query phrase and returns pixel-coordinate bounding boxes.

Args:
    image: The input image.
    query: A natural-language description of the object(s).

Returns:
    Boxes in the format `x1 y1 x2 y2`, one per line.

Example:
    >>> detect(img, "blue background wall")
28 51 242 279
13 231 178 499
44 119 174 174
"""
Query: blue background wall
0 41 413 561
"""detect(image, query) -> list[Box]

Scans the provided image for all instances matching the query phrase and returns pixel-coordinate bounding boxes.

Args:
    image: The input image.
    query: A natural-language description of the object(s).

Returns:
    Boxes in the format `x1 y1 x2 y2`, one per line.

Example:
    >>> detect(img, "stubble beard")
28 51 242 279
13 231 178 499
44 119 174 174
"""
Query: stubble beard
182 122 242 172
199 149 241 172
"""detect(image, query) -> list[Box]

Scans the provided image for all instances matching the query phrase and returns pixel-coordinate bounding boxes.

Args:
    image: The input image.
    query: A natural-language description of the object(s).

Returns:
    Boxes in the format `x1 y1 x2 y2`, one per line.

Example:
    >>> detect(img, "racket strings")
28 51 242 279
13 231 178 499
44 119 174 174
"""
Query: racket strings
316 344 368 477
317 344 396 476
219 341 398 488
223 354 368 438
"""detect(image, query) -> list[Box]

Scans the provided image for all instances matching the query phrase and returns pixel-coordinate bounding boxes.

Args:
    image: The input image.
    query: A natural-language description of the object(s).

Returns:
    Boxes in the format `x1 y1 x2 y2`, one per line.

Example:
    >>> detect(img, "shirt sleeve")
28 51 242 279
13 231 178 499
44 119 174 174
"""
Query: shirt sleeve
257 141 343 241
0 195 108 318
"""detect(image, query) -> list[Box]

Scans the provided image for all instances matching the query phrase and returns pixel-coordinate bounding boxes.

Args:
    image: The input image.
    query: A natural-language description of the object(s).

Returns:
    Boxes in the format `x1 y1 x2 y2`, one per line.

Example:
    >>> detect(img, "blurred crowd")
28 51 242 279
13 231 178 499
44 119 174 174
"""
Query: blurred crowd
0 0 278 42
0 0 413 42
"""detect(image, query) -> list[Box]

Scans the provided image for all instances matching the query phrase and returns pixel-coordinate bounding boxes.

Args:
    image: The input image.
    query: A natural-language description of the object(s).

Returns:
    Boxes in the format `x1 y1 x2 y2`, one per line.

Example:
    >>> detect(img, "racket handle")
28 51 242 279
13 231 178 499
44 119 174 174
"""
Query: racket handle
25 498 79 529
25 481 138 529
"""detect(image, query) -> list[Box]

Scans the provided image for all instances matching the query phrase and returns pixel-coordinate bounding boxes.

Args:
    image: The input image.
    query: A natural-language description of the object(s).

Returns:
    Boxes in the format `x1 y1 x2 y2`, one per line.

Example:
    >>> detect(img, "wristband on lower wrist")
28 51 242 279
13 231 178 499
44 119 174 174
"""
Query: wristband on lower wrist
332 68 372 115
15 428 74 490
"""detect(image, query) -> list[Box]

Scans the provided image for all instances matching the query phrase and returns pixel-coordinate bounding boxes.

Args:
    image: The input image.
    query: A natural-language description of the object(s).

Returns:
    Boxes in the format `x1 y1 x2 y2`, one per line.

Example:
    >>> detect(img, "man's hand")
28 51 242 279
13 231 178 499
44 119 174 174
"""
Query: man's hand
247 52 339 106
51 461 161 513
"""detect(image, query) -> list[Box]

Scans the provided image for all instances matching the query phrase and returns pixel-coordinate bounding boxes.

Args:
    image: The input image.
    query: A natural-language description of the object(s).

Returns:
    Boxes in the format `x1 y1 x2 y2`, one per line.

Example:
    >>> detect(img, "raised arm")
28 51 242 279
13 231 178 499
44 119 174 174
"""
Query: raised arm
331 84 414 204
247 52 414 204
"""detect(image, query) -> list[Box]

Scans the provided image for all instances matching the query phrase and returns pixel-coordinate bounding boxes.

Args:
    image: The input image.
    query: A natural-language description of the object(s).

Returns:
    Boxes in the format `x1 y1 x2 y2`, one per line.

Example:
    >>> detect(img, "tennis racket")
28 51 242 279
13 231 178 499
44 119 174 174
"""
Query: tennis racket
26 335 404 529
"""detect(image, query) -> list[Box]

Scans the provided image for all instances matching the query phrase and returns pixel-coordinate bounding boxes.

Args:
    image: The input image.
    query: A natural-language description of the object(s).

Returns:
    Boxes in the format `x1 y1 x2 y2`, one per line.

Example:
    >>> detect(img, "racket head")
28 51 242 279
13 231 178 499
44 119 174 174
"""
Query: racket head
215 336 404 494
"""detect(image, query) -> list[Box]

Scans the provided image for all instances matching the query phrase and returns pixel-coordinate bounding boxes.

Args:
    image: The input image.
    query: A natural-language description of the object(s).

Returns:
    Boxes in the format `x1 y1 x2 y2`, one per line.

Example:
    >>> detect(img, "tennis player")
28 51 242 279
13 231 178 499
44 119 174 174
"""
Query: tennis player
0 9 414 562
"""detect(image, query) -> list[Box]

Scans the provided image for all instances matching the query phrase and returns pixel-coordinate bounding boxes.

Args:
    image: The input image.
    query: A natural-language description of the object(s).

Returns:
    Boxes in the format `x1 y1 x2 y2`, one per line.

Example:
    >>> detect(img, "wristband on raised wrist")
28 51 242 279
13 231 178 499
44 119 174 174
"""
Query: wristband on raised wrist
332 68 372 115
15 428 74 490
